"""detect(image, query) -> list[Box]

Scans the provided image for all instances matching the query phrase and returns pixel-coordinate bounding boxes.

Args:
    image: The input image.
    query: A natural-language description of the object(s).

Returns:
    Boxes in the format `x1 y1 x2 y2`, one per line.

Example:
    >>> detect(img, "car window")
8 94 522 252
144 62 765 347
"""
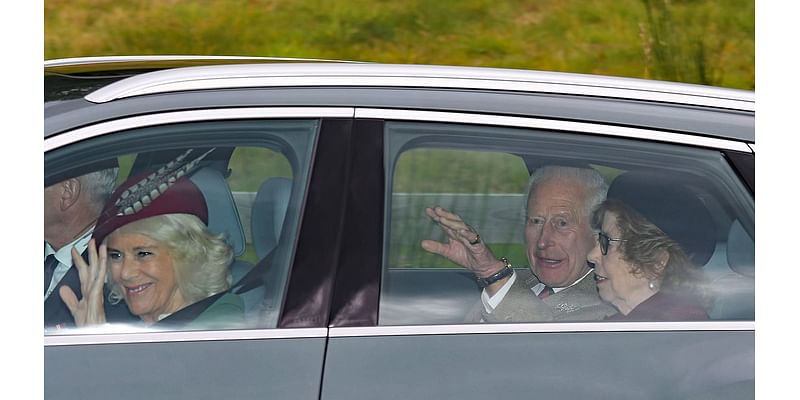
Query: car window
380 121 754 325
44 119 317 333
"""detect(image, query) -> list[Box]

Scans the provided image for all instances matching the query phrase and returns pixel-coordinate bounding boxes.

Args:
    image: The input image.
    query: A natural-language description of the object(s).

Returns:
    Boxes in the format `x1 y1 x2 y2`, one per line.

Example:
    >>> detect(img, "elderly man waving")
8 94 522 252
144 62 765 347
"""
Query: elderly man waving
423 166 616 322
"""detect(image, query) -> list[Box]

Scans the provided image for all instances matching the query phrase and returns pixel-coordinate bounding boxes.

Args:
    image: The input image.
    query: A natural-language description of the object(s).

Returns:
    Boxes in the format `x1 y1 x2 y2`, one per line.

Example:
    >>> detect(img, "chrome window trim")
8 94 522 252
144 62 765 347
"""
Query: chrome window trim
357 108 753 152
44 107 355 152
329 321 754 338
83 64 754 111
45 327 328 347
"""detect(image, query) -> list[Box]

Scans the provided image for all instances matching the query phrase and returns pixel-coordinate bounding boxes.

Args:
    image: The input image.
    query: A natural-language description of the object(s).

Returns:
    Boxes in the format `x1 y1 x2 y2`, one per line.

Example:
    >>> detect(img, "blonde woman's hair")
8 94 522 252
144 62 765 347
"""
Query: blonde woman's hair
107 213 233 305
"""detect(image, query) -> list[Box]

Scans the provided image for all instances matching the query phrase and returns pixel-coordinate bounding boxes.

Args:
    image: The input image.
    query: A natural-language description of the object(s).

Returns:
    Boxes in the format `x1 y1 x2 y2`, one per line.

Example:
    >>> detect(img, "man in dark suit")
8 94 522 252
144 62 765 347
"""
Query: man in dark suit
44 160 135 329
423 166 617 322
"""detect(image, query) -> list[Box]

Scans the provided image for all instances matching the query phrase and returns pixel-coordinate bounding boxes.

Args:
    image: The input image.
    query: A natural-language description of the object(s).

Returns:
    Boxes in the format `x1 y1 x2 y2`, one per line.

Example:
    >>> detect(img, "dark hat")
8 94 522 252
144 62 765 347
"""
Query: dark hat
606 171 715 266
92 149 212 244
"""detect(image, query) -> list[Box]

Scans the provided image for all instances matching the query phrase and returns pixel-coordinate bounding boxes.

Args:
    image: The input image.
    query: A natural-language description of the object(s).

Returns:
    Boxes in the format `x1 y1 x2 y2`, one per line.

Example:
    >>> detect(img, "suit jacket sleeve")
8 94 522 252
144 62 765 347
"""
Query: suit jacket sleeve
465 269 617 323
465 269 554 323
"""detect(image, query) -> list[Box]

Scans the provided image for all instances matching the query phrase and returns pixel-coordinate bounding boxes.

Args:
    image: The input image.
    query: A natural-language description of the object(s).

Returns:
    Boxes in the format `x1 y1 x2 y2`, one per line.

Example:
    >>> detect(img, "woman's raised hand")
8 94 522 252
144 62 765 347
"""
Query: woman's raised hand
59 239 108 327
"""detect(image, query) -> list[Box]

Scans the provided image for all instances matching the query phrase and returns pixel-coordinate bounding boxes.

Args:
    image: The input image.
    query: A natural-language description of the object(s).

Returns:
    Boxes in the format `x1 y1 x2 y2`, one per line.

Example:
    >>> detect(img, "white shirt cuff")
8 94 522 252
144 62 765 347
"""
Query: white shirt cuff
480 271 517 314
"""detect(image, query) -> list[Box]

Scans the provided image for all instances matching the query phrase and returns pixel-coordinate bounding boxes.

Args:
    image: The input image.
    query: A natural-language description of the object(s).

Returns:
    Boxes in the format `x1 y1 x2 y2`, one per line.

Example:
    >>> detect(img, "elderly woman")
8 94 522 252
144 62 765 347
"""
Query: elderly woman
60 150 244 329
586 172 711 321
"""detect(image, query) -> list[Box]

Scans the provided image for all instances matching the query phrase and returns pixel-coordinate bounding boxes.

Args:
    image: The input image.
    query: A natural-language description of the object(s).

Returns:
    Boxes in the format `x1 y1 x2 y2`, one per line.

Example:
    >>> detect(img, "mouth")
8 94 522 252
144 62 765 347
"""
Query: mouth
125 283 153 296
535 256 564 269
594 274 608 284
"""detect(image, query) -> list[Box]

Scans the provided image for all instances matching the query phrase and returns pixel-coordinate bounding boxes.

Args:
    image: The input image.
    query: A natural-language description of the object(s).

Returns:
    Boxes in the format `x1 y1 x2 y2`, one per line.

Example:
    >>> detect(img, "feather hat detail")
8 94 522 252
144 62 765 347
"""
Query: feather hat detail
92 148 214 244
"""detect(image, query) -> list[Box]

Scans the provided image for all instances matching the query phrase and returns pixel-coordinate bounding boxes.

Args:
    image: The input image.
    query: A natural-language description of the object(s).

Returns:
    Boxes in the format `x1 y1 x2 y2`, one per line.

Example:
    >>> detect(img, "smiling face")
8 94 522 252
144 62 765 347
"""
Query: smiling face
587 211 653 315
525 178 595 287
107 230 187 324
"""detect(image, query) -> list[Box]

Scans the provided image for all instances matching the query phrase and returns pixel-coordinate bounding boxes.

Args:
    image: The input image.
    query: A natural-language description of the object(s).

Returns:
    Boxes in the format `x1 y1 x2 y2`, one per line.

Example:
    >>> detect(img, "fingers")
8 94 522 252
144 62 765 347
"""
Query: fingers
71 246 89 292
59 285 80 317
426 206 473 236
426 206 466 226
425 206 485 248
91 244 108 295
421 239 446 256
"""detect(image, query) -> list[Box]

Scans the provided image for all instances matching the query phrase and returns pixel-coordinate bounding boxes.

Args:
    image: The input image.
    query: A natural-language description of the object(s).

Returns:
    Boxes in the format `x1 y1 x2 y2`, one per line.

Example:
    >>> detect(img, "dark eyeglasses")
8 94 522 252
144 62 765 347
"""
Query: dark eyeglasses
597 232 626 256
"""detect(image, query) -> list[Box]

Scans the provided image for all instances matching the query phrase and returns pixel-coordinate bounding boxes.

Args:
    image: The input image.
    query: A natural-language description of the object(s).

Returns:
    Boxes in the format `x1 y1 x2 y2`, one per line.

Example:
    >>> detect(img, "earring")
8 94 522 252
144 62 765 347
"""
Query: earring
648 281 656 291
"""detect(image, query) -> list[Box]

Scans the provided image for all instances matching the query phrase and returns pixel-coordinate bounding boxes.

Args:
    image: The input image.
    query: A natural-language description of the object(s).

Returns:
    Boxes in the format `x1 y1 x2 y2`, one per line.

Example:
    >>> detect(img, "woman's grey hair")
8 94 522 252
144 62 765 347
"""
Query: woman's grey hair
592 199 705 296
526 166 608 218
107 213 233 306
80 167 119 214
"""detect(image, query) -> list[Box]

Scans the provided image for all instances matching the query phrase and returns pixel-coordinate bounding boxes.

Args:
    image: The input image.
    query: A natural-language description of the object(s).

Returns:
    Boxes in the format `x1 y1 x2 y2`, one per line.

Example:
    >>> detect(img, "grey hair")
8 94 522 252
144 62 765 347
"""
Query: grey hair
80 167 119 214
526 166 608 218
107 213 233 306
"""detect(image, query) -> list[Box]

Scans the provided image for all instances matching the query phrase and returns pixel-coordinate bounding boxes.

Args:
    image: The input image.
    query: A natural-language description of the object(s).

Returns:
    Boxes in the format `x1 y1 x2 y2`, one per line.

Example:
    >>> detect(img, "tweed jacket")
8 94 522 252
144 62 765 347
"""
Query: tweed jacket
466 268 617 323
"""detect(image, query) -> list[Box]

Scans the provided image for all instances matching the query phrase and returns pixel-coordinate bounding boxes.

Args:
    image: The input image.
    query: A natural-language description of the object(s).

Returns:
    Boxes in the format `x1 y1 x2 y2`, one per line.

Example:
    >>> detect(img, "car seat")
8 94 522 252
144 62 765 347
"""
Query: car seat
189 167 260 319
706 219 755 319
251 177 292 259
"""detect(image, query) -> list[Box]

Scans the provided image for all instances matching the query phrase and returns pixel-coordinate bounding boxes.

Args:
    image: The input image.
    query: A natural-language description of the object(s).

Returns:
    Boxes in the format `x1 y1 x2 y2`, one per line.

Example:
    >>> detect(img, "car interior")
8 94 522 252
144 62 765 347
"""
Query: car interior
70 136 753 330
123 146 295 328
380 144 755 325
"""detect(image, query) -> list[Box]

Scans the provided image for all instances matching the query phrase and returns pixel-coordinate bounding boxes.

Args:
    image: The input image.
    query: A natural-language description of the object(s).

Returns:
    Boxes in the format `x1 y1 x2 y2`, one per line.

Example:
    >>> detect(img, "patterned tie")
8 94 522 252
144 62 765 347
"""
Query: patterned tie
538 286 554 299
44 254 58 295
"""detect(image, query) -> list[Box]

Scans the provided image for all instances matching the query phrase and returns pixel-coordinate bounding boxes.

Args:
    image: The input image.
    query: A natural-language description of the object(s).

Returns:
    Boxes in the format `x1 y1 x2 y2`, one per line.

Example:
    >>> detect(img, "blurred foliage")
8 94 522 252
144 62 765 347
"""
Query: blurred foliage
45 0 753 89
394 149 529 193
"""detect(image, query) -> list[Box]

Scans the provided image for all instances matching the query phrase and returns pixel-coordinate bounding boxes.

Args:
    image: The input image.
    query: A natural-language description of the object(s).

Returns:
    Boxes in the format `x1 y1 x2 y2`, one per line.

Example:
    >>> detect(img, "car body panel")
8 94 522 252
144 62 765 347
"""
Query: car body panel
322 328 753 400
44 57 755 400
45 334 327 400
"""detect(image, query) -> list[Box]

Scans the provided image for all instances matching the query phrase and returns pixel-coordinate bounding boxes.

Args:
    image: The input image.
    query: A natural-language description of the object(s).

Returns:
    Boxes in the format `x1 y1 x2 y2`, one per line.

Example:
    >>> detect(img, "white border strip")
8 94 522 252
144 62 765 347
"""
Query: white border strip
45 107 355 152
45 327 328 347
330 321 754 337
356 108 752 152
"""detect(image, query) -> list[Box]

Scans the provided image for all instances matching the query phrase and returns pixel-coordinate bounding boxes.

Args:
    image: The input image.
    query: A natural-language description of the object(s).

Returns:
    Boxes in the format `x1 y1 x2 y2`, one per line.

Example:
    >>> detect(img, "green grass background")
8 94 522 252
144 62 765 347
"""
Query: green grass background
45 0 754 89
47 0 753 267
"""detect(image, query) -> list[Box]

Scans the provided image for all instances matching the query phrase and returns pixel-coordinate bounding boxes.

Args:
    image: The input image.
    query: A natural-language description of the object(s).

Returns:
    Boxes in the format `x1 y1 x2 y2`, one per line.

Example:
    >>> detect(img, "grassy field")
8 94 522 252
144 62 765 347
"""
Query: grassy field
45 0 754 89
46 0 754 268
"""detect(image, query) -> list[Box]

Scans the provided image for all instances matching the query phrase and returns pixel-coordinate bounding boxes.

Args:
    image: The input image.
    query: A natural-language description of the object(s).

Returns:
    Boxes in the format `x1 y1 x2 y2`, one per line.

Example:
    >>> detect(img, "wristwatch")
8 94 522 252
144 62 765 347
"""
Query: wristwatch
475 257 513 288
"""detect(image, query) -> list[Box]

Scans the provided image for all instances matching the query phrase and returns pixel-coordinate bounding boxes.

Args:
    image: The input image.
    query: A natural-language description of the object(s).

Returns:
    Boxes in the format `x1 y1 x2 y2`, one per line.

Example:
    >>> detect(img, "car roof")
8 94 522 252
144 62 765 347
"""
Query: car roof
44 55 358 102
45 55 753 110
44 56 754 144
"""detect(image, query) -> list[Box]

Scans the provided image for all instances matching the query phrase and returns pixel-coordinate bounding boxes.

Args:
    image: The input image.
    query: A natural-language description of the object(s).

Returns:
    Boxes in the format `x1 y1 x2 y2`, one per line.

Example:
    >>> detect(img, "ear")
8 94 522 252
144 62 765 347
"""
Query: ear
654 250 669 274
60 178 82 211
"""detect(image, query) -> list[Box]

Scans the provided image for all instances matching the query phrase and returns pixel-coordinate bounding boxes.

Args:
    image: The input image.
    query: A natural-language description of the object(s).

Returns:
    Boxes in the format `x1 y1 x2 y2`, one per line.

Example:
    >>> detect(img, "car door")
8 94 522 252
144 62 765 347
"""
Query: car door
320 107 755 399
44 109 355 400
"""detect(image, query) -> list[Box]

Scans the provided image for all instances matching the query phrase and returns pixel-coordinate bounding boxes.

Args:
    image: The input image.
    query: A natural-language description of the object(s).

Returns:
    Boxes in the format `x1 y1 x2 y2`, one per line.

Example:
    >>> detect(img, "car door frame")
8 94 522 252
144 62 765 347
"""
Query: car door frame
321 107 755 400
44 107 356 400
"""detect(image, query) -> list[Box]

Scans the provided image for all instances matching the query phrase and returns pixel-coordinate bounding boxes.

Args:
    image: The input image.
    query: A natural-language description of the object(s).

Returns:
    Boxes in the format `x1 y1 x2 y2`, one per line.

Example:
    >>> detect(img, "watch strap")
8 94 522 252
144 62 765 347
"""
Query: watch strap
476 257 513 288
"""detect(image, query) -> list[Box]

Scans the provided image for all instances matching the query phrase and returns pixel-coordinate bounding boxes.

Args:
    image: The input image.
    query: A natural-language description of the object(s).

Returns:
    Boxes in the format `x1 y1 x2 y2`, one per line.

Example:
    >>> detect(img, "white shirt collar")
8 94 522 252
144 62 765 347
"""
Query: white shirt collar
44 227 95 300
539 267 594 294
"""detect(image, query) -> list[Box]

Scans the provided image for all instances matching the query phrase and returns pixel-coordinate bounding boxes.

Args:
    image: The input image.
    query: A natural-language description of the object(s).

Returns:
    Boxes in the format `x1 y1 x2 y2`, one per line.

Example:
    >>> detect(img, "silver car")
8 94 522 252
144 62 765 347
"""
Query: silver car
45 56 754 400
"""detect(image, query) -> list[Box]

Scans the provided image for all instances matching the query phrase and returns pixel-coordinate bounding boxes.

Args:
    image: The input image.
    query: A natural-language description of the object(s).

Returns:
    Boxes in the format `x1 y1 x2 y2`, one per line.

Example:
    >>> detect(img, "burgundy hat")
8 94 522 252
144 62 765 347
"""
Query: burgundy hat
92 149 212 245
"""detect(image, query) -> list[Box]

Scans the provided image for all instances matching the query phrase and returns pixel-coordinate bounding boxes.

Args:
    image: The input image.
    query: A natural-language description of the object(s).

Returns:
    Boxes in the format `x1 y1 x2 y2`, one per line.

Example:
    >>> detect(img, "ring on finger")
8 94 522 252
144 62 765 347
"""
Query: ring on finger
469 234 481 245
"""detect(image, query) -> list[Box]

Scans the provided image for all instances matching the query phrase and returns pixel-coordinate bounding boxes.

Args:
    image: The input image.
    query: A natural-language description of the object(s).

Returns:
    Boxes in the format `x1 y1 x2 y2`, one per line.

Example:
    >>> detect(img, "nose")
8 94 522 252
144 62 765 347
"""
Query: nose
536 220 556 249
587 240 602 266
118 257 139 281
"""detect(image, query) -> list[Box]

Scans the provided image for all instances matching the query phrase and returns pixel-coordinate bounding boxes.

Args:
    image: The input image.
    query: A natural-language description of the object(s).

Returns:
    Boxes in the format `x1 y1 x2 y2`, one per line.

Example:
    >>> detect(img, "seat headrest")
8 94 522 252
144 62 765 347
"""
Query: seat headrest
606 171 715 266
251 177 292 259
727 219 754 277
189 167 246 257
